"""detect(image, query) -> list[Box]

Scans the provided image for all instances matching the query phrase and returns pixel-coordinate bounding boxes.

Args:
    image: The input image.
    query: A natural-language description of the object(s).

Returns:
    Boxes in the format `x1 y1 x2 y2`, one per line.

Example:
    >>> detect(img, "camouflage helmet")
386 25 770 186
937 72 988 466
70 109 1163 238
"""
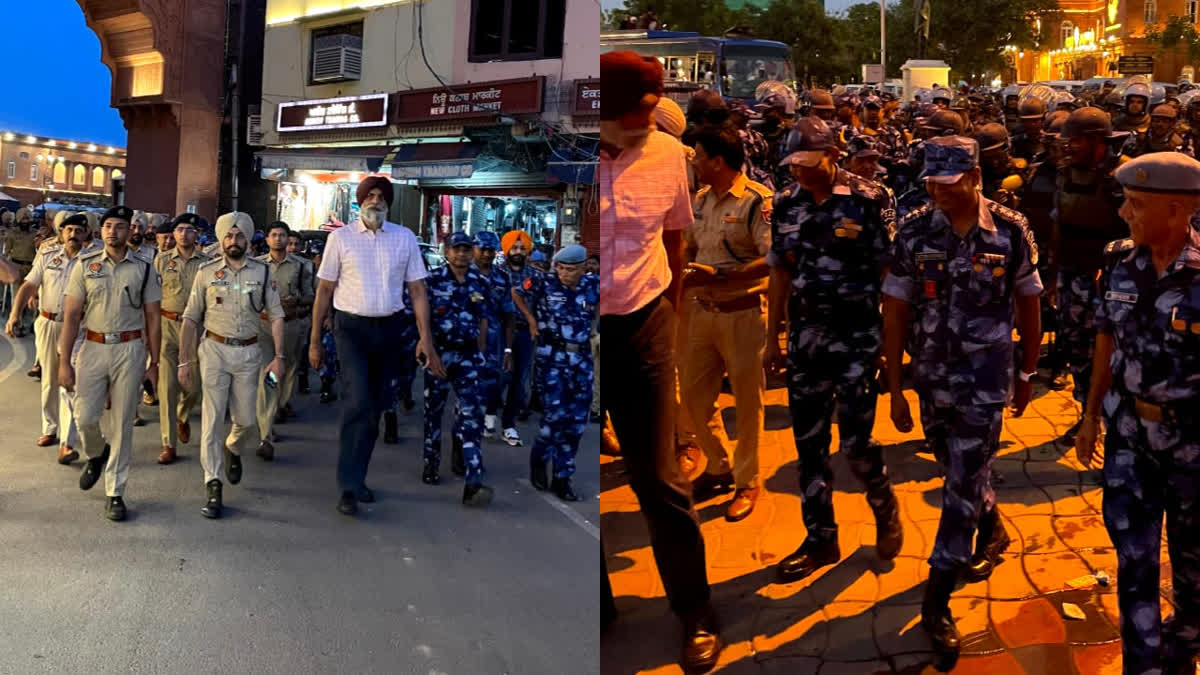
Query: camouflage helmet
1018 97 1047 119
973 122 1010 153
931 86 953 103
1052 90 1077 110
1001 84 1021 99
1062 106 1114 139
1181 89 1200 109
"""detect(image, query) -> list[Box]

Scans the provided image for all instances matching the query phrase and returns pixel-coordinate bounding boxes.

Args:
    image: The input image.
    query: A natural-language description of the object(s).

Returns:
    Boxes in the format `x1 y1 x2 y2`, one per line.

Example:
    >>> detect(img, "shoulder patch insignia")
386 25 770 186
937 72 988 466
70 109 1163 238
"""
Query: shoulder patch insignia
523 278 533 291
1104 238 1136 256
899 203 933 227
215 269 226 280
87 262 102 273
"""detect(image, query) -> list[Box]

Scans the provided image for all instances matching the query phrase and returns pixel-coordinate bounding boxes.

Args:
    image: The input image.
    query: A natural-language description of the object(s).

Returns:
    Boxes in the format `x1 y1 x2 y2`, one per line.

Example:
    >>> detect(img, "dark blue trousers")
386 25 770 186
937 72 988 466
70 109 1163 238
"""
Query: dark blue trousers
334 311 404 493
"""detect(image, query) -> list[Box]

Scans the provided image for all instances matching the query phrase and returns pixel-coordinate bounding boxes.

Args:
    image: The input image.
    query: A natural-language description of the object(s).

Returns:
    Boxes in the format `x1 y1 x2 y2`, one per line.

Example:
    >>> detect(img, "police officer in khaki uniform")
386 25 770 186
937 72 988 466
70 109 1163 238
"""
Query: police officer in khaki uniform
128 211 158 263
254 220 314 460
154 213 210 465
179 212 284 519
8 212 92 461
6 211 38 335
681 124 774 522
58 205 162 522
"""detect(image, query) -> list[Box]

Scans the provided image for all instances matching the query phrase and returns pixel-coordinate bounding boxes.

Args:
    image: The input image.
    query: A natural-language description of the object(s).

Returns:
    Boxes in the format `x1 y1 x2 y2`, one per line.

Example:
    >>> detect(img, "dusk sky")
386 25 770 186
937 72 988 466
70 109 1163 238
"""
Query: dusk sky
0 2 127 148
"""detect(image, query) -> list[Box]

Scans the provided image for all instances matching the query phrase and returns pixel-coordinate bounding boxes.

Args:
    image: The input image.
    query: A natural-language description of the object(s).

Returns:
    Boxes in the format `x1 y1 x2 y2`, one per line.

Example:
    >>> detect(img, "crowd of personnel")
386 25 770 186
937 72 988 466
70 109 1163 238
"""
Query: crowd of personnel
601 47 1200 675
0 176 598 525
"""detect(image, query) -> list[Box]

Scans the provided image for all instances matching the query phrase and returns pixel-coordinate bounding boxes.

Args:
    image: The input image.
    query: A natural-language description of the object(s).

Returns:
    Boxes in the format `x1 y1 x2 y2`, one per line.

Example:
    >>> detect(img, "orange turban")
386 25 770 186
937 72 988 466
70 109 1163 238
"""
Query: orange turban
501 229 532 255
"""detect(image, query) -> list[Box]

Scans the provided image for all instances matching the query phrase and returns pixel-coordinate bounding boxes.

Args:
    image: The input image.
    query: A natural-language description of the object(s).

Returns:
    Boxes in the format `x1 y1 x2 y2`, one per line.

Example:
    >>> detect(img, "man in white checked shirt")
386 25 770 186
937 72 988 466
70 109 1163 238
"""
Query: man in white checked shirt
310 175 442 516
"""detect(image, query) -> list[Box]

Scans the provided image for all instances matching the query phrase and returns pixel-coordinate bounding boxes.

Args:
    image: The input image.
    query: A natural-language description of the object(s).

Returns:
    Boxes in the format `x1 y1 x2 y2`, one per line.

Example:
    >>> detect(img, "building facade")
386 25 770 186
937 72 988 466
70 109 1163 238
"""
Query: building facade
1019 0 1200 83
256 0 599 252
0 132 126 207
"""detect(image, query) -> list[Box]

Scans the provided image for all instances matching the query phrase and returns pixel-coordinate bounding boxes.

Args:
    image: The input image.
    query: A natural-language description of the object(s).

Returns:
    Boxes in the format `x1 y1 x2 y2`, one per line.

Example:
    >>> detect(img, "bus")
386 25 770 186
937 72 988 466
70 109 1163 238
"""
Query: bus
599 30 797 106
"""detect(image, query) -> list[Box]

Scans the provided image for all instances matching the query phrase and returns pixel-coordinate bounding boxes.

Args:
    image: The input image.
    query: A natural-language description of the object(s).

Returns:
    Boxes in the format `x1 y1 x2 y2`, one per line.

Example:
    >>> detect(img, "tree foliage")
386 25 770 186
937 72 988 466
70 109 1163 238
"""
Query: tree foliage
607 0 1059 86
1146 15 1200 63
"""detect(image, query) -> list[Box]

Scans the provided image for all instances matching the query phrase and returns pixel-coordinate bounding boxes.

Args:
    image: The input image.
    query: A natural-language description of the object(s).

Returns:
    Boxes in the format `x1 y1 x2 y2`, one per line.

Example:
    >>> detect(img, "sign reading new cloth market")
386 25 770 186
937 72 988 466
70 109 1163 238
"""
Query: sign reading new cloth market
573 79 600 116
277 93 389 132
392 77 545 123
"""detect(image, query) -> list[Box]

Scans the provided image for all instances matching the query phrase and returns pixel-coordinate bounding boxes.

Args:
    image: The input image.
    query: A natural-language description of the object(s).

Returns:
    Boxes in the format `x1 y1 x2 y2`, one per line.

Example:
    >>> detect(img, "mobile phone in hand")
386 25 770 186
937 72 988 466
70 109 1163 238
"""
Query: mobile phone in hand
264 371 278 389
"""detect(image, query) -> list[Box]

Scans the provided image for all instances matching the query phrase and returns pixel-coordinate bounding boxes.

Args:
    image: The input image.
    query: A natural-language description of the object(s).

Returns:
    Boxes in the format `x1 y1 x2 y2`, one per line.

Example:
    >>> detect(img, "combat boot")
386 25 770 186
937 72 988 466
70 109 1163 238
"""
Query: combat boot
422 441 441 485
319 377 336 403
962 508 1011 582
451 436 466 477
869 488 904 561
383 410 399 444
922 567 962 667
201 479 223 519
462 483 494 507
530 455 549 491
776 538 840 583
551 477 581 502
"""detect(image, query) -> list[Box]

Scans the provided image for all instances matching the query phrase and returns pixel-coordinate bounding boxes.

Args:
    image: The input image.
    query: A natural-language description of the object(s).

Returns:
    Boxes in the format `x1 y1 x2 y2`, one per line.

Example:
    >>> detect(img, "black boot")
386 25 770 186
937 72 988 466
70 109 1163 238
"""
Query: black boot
383 411 399 444
776 538 840 583
551 477 581 502
320 377 335 403
962 508 1011 582
681 608 723 674
869 488 904 561
462 483 494 507
201 479 223 519
530 455 549 491
451 436 466 477
922 567 962 667
298 370 310 394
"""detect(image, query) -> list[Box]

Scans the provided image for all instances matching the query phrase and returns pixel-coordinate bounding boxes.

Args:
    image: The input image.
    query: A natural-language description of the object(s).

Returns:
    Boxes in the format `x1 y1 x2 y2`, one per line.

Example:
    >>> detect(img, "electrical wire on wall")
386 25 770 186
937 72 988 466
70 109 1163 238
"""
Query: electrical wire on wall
417 0 457 97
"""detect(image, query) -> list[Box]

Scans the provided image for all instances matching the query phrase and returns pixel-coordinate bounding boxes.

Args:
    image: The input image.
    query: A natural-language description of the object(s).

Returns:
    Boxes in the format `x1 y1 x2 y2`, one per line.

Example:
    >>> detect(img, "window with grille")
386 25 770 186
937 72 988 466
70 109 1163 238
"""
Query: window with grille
470 0 566 62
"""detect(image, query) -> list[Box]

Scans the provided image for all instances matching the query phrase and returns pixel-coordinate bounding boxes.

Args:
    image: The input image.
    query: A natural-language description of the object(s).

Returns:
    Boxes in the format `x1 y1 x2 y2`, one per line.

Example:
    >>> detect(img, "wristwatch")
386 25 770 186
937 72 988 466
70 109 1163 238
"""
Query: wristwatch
1017 370 1035 383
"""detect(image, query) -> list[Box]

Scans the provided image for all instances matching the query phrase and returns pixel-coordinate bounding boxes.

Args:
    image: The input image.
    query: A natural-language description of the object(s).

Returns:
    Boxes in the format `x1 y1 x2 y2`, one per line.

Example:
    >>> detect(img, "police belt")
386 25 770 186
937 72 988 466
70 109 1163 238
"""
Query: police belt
12 259 32 266
541 337 587 353
1127 395 1194 426
85 329 142 344
206 330 257 347
39 310 60 322
160 309 182 321
693 294 762 314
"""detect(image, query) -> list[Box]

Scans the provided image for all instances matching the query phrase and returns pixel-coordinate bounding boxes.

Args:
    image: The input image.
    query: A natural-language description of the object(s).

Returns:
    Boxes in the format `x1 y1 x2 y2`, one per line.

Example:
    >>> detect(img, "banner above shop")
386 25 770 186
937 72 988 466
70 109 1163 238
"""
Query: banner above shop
387 142 483 180
572 79 600 116
277 93 390 133
392 78 544 124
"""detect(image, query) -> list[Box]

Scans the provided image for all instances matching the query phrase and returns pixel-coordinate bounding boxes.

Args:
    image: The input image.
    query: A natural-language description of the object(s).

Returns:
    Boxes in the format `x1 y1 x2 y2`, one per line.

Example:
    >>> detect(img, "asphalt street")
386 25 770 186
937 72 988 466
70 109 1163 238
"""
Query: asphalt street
0 331 600 675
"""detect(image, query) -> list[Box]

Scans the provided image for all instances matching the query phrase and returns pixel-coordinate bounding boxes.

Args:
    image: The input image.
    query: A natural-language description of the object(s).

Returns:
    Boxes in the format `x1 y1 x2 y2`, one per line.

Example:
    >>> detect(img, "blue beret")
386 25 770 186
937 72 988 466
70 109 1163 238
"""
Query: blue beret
448 231 473 248
552 244 587 265
779 117 836 167
530 250 547 262
920 135 979 183
101 205 134 224
473 231 501 250
1115 152 1200 193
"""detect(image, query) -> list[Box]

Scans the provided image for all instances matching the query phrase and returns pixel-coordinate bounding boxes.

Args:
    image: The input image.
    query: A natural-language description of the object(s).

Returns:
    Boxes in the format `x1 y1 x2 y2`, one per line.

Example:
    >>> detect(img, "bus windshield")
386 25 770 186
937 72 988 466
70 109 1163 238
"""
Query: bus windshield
722 44 794 99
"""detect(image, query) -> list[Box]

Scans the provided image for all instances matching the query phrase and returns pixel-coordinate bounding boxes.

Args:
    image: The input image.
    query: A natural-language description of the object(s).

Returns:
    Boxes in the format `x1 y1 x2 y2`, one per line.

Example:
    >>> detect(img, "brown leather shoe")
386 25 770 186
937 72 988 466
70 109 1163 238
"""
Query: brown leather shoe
177 421 191 444
36 434 57 447
158 446 177 465
677 443 705 482
725 487 760 522
57 444 79 465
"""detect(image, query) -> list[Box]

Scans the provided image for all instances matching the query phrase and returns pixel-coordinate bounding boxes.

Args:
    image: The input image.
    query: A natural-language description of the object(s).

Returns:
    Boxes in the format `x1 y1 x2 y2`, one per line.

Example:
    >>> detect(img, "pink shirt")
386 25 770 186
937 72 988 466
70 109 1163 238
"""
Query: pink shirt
317 219 427 317
598 131 693 316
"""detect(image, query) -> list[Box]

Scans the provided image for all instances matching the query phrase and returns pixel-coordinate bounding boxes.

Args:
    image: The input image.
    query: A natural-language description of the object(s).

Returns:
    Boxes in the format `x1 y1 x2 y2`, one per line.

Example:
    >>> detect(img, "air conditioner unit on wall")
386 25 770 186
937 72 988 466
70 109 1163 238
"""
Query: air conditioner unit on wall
246 114 263 146
312 34 363 83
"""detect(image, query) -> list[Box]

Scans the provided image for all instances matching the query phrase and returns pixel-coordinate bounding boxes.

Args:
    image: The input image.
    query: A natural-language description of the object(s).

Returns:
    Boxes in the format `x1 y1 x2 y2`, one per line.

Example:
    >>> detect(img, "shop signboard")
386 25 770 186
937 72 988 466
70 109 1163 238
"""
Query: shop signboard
573 79 600 116
392 162 475 179
277 93 389 132
1118 55 1154 75
392 77 544 124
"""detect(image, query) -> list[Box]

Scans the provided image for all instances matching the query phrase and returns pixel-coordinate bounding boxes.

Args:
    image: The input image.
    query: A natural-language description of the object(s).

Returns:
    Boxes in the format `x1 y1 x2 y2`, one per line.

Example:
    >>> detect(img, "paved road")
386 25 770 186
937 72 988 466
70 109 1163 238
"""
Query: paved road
0 331 599 675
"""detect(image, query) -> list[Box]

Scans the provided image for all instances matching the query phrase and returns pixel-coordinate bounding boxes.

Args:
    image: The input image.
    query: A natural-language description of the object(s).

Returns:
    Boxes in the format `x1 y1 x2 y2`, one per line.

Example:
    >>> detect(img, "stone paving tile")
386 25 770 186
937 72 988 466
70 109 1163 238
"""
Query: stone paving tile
602 381 1137 674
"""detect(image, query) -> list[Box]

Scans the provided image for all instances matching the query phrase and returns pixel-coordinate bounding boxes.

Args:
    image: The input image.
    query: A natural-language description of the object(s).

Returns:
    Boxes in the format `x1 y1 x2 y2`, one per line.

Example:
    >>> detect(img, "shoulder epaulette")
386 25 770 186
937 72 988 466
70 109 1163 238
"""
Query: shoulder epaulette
898 202 934 227
40 242 64 255
986 200 1029 228
1104 238 1136 257
745 179 774 198
80 249 104 260
199 256 223 268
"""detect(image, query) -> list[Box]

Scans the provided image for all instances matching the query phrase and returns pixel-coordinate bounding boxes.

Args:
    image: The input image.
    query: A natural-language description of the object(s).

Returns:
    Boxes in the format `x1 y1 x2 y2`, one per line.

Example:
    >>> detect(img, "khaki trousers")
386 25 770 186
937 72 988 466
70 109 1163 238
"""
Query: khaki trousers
59 338 86 450
199 339 261 485
75 339 145 497
278 318 309 412
674 288 698 447
34 315 61 437
255 319 304 440
681 301 767 489
159 317 202 448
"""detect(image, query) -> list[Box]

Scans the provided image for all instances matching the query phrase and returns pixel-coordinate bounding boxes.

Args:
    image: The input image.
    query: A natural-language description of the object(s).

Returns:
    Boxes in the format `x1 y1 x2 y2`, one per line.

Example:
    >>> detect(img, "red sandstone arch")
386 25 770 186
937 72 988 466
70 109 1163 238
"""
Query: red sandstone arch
78 0 227 218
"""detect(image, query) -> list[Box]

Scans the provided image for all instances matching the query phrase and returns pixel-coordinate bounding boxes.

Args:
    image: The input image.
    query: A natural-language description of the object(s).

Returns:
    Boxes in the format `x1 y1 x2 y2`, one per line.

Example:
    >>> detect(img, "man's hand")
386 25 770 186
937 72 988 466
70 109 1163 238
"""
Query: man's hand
763 341 786 376
26 296 36 310
1075 416 1105 469
308 341 323 370
267 356 284 385
503 351 513 372
1043 280 1058 310
179 362 194 393
684 262 717 287
528 322 539 340
4 315 18 337
281 295 298 314
1010 378 1033 417
145 359 158 383
890 394 914 433
59 360 75 393
417 339 447 379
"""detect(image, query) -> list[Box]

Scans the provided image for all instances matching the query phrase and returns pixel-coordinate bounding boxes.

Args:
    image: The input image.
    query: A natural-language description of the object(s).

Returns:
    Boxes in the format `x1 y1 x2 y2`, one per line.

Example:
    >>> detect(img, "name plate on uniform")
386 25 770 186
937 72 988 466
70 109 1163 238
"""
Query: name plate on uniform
1105 291 1138 304
915 251 946 263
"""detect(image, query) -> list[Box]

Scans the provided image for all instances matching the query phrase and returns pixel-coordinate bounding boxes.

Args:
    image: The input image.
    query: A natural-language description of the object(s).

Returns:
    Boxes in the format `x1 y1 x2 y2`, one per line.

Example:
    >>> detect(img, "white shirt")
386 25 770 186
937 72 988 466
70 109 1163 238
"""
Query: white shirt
317 219 427 317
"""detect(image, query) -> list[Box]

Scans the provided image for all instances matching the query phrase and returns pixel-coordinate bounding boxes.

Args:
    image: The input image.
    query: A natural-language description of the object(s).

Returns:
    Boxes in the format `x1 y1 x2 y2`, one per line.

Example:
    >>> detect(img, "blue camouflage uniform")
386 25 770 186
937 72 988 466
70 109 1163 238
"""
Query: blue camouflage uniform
422 248 492 487
389 285 420 407
472 231 513 420
517 247 598 482
883 138 1043 572
501 257 537 428
768 116 899 545
1095 153 1200 674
